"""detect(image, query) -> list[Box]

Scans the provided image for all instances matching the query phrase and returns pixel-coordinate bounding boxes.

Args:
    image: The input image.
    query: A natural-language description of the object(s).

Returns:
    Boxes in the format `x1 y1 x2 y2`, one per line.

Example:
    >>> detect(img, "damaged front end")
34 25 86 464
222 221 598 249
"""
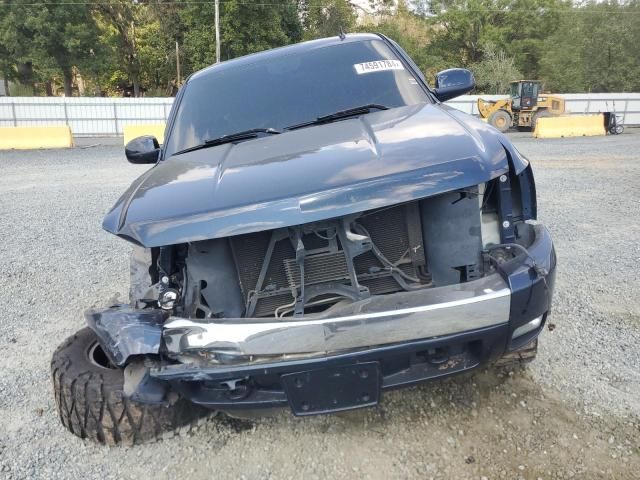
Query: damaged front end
87 161 555 414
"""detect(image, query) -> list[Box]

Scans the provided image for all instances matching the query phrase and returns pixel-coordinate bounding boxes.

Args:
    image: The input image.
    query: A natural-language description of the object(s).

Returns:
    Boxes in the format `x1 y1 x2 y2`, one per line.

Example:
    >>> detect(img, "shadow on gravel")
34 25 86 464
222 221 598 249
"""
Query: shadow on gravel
199 367 639 479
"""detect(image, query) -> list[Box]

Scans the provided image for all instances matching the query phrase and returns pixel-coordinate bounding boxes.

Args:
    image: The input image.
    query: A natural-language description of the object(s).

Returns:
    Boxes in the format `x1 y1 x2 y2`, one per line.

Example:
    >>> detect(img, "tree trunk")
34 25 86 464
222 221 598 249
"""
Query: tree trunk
3 77 9 96
133 79 140 97
18 62 36 95
63 68 73 97
45 80 54 96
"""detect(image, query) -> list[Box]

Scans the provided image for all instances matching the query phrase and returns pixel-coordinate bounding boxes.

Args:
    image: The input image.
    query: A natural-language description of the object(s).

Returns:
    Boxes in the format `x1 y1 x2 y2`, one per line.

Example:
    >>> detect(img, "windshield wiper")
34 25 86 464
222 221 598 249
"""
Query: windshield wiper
174 128 282 155
285 104 390 131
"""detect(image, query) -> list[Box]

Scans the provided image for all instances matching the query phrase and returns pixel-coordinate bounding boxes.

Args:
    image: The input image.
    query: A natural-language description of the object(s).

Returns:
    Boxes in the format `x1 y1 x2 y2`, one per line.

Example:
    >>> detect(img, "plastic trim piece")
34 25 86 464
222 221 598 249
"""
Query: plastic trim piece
85 306 168 367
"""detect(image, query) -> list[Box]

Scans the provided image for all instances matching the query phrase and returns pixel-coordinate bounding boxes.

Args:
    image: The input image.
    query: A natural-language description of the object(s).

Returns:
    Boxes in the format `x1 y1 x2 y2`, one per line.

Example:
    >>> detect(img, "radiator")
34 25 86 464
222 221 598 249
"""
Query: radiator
230 203 425 317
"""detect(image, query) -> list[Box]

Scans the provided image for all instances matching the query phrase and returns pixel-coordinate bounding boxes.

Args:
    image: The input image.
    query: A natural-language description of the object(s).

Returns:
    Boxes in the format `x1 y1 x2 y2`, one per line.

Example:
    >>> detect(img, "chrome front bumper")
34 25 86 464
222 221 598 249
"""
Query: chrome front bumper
162 273 511 359
87 225 554 410
88 224 555 370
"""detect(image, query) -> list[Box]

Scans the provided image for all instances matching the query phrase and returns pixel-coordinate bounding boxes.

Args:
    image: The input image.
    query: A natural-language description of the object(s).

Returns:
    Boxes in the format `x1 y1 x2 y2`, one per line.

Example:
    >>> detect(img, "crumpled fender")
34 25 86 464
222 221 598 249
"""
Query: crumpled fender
443 106 529 174
85 305 167 367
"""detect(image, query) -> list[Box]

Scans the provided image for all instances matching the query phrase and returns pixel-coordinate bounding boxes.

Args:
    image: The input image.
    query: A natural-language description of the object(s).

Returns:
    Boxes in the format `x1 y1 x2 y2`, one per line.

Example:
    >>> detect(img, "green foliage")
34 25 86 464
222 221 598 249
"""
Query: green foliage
302 0 356 39
0 0 638 96
471 42 522 93
1 0 100 94
0 2 33 83
28 0 99 95
356 2 433 73
176 2 218 72
425 0 562 81
221 0 301 59
93 2 145 95
539 1 640 92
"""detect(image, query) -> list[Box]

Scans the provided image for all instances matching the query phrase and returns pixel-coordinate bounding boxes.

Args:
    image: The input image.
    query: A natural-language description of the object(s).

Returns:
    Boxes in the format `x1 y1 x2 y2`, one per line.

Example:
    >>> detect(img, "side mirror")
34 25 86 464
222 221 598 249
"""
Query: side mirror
125 135 160 164
433 68 475 102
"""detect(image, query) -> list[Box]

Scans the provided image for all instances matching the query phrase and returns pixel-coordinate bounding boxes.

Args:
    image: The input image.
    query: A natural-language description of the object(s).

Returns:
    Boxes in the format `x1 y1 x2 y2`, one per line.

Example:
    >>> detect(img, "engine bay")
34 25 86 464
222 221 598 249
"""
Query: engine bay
130 179 520 320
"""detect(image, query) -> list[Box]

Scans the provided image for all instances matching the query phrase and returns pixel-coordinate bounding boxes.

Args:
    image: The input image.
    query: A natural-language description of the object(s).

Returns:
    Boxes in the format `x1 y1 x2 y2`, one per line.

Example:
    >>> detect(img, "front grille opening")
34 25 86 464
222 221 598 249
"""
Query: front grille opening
230 202 429 318
184 188 489 320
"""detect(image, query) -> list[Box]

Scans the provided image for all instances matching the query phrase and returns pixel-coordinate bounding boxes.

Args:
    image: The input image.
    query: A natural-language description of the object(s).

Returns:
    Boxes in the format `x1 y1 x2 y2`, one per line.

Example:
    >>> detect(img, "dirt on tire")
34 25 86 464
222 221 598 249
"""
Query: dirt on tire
51 327 211 446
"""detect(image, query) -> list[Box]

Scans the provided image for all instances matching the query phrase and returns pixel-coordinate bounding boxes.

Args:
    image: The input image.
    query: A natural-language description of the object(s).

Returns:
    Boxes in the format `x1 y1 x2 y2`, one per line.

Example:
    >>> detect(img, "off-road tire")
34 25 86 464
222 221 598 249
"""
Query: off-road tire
488 109 512 133
51 327 210 445
494 339 538 369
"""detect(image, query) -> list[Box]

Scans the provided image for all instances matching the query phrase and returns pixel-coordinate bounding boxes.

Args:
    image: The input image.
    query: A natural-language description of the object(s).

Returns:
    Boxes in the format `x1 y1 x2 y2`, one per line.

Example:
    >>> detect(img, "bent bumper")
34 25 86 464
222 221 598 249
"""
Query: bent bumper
163 273 510 358
154 323 512 411
87 224 555 409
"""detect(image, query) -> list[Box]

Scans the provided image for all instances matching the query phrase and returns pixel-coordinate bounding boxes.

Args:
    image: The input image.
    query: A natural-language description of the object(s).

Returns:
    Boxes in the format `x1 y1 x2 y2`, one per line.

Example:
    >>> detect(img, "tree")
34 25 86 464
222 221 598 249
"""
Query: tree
172 0 303 75
1 0 638 96
25 0 100 96
0 2 41 95
0 0 100 96
540 1 640 92
408 0 436 16
426 0 505 67
471 42 522 93
173 2 217 74
499 0 561 79
94 2 144 96
358 1 435 75
303 0 356 39
220 0 302 60
425 0 562 77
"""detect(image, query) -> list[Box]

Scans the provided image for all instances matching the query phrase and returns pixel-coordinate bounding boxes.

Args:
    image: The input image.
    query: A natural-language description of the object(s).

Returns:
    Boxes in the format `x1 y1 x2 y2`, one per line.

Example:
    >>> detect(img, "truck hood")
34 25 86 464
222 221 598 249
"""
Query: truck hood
104 103 526 247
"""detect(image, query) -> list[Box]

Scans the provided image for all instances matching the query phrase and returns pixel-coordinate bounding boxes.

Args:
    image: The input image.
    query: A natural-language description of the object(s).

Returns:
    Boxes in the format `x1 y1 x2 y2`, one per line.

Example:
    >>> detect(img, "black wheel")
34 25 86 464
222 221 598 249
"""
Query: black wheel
494 339 538 369
531 110 552 131
488 109 511 133
51 327 210 445
611 125 624 135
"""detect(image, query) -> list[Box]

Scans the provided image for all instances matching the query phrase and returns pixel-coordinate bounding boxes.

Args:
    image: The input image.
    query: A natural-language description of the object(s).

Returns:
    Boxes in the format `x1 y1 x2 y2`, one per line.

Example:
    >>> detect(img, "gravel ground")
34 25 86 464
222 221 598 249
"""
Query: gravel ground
0 131 638 479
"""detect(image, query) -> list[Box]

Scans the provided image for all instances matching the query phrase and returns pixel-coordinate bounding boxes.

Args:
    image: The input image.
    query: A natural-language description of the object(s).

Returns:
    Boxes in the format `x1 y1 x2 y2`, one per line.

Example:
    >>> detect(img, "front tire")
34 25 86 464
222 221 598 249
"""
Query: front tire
51 327 210 445
488 109 512 133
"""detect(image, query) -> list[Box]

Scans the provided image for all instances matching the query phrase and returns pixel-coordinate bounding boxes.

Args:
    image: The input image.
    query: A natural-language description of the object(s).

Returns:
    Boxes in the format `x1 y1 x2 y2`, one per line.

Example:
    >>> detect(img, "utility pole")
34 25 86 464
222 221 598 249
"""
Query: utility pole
215 0 220 63
175 41 181 86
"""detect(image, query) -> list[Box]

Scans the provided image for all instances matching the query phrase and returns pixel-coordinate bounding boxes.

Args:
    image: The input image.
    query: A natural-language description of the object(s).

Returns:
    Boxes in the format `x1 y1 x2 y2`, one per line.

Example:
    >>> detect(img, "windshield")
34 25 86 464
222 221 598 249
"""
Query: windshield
164 39 430 157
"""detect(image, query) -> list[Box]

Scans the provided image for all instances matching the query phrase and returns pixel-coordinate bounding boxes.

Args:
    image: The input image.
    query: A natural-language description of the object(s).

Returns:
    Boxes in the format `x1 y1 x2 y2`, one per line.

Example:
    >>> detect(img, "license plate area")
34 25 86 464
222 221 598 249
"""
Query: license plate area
281 362 380 416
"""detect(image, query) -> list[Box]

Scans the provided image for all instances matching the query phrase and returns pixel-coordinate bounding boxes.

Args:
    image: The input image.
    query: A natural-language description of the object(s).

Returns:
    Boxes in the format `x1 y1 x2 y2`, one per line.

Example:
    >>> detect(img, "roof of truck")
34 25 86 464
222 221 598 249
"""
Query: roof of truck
189 33 384 82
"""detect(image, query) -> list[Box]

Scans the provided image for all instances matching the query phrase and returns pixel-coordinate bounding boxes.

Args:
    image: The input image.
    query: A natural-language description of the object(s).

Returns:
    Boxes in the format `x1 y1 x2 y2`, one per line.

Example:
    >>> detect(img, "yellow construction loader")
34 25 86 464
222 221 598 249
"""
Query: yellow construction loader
478 80 565 132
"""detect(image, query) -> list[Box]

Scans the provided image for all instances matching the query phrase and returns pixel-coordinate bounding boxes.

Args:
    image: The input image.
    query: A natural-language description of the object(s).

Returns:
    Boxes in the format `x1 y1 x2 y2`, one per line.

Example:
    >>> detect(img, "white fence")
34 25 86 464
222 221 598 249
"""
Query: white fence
449 94 640 125
0 97 173 136
1 93 639 137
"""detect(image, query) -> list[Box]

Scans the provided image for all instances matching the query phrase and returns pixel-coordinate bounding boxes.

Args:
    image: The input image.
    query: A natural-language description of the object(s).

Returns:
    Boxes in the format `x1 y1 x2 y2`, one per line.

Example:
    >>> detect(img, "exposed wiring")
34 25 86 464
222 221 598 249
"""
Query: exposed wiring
485 242 548 276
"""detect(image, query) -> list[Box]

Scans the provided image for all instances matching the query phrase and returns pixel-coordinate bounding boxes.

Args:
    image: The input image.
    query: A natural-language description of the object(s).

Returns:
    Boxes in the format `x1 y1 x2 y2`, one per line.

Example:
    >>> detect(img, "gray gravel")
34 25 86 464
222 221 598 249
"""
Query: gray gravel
0 132 638 479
